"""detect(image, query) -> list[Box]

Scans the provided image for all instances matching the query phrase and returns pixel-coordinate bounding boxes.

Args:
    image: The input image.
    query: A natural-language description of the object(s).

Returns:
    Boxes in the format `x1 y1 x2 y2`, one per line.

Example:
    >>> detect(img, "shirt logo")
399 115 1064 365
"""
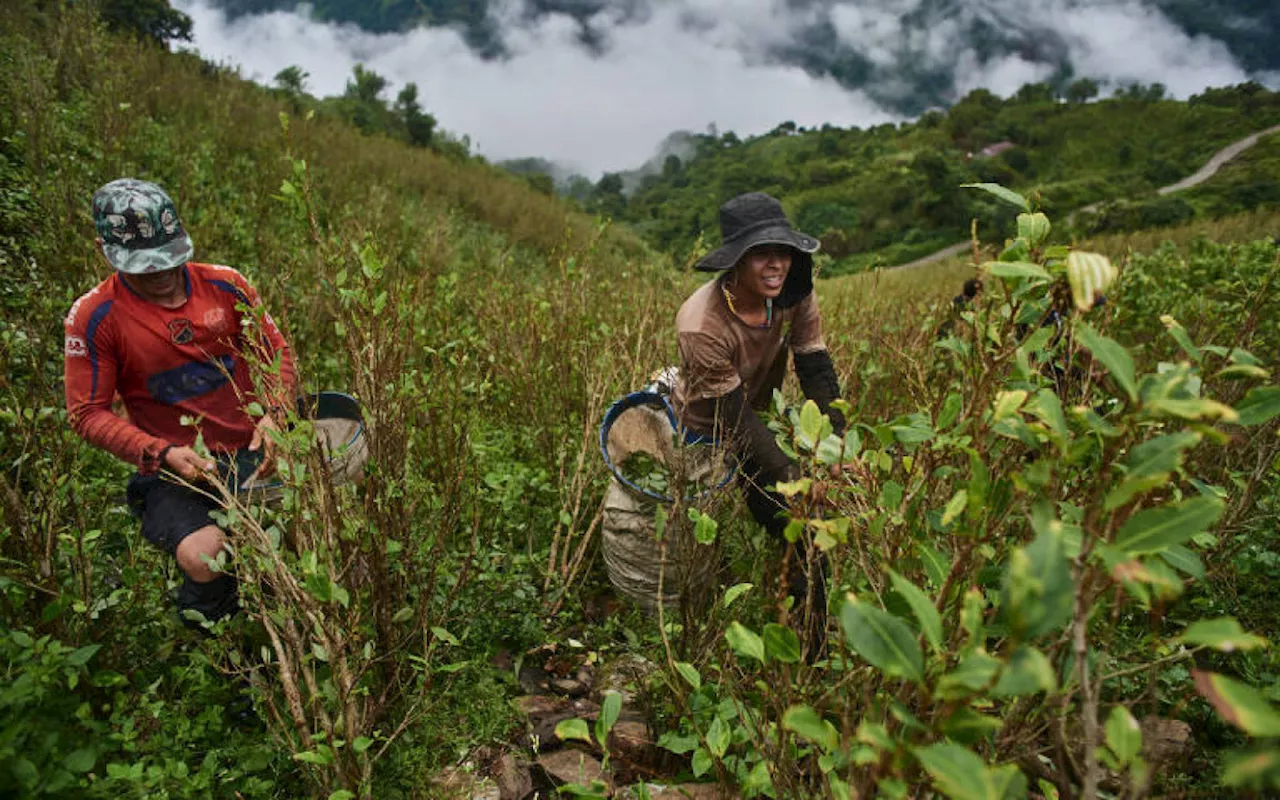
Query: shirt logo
168 318 195 345
202 307 228 334
65 335 88 358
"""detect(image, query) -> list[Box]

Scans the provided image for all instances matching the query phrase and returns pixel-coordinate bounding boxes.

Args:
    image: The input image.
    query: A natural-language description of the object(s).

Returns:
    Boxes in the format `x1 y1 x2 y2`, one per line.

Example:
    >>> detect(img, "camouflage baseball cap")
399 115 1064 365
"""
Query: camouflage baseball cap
92 178 194 274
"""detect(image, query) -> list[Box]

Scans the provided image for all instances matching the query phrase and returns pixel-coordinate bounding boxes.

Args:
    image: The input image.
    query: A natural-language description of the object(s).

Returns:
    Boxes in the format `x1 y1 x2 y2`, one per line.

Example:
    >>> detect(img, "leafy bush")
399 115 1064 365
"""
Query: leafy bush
646 192 1280 798
0 628 106 796
1 2 1278 797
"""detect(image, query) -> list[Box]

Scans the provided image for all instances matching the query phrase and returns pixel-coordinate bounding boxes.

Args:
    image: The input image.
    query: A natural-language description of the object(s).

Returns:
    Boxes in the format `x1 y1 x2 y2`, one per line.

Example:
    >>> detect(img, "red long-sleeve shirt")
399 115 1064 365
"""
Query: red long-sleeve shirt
63 263 296 473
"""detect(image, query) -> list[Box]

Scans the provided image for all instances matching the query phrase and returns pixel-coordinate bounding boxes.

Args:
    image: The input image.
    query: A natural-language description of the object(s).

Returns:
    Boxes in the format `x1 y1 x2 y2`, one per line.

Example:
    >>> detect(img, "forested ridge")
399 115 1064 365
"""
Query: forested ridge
571 83 1280 274
2 2 1280 799
104 0 1280 274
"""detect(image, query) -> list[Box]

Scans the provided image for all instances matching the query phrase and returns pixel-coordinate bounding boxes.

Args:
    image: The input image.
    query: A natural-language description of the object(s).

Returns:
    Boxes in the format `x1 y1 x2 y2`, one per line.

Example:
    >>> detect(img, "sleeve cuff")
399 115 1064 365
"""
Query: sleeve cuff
138 439 173 475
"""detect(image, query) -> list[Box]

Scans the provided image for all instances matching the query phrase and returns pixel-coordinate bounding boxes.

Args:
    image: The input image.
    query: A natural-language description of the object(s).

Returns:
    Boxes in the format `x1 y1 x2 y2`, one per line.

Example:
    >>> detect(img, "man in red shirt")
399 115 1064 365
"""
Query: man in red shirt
64 178 296 629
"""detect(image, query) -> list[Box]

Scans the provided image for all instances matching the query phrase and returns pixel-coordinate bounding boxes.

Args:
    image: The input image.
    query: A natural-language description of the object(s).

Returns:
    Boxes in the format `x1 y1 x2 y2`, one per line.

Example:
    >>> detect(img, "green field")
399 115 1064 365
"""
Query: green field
2 3 1280 799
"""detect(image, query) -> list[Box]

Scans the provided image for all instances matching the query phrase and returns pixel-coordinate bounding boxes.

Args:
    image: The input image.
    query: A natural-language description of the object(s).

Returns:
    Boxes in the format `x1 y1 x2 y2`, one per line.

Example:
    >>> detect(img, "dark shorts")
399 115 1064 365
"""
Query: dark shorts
126 474 223 555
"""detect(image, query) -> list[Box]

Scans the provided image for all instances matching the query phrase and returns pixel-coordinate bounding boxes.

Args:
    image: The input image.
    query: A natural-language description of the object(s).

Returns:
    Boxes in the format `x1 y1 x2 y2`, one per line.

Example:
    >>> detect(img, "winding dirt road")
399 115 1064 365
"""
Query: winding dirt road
1156 124 1280 195
887 123 1280 272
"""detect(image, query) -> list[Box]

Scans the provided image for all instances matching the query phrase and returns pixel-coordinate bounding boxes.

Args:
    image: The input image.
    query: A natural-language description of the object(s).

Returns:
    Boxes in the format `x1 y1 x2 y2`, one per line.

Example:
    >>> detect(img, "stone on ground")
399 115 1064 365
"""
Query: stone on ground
491 751 533 800
536 748 608 789
430 766 501 799
1140 715 1193 768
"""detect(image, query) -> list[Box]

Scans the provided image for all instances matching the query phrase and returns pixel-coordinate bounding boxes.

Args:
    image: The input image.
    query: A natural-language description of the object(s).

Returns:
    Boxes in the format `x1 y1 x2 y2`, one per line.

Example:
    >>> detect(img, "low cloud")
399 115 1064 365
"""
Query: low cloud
176 0 893 176
175 0 1263 176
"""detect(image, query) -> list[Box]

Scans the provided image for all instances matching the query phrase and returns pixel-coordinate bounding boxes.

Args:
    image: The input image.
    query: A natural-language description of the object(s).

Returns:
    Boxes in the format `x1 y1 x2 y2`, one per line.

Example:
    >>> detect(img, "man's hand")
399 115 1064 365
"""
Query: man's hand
163 446 216 481
246 414 281 484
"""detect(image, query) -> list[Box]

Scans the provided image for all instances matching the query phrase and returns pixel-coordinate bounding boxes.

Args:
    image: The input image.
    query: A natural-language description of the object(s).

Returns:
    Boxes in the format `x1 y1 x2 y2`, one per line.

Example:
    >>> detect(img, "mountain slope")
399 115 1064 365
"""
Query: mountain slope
594 83 1280 273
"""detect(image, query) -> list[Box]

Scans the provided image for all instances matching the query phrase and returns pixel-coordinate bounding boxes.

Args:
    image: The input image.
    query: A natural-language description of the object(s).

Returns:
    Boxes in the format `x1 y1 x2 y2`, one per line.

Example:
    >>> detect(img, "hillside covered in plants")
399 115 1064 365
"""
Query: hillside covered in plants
578 83 1280 274
2 2 1280 799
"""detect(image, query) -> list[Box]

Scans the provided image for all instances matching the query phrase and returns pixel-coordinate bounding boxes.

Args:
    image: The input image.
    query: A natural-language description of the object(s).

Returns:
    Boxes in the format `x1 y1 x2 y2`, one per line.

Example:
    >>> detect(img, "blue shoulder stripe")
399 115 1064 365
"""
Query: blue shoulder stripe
209 278 250 306
85 300 114 402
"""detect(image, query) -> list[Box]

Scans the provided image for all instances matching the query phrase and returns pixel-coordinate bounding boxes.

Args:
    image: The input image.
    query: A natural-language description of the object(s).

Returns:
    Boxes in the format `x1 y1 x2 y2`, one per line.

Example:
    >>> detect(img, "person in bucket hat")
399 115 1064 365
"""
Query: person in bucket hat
673 192 845 658
64 178 296 631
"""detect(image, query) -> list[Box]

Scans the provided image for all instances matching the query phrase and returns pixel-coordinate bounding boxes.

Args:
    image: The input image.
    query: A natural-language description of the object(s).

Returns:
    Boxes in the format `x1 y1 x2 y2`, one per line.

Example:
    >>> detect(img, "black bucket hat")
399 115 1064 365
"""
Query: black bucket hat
695 192 820 308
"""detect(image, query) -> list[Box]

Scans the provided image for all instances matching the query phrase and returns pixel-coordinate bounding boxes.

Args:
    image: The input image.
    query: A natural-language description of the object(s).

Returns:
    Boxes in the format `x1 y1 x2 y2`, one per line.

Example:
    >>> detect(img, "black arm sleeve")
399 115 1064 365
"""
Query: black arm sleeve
794 349 845 436
686 386 796 485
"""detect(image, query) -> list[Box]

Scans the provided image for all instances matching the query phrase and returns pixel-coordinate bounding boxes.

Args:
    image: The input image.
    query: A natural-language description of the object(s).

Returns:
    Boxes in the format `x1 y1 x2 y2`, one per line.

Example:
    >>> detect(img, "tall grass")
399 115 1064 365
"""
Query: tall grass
1 3 1279 797
0 4 671 795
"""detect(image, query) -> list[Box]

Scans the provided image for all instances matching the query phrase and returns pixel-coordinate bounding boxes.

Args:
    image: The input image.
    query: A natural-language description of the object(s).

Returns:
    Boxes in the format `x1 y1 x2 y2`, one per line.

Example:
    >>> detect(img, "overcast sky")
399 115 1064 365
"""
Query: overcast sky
174 0 1262 176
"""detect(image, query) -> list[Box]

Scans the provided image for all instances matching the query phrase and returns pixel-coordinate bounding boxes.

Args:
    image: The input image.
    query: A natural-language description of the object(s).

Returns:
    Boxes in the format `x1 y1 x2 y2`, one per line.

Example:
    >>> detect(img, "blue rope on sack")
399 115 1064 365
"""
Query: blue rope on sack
599 390 736 503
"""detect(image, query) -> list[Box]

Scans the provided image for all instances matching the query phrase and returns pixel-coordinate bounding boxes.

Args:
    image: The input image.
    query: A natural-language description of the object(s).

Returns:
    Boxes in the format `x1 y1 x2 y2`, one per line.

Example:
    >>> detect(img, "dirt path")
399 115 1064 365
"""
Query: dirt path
884 123 1280 271
892 241 970 271
1156 123 1280 194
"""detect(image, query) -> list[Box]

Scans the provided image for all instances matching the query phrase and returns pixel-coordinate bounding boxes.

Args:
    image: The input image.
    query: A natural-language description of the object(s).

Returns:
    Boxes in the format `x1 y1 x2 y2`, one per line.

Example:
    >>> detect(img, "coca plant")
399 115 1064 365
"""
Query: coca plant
658 185 1280 799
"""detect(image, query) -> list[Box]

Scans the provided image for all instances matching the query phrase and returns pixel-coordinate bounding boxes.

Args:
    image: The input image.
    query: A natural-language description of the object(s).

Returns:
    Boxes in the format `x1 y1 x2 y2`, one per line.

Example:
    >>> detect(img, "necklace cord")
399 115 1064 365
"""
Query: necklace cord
722 283 773 328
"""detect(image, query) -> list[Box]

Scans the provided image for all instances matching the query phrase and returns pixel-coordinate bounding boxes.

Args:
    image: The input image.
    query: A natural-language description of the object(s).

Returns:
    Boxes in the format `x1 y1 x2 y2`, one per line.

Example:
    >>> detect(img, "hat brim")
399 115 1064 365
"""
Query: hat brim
104 232 194 275
694 224 820 272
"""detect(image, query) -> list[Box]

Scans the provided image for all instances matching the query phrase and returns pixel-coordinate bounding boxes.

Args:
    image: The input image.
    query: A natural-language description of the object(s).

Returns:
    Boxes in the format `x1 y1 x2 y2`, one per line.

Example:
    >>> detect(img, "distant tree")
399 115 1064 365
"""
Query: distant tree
917 109 946 129
816 130 842 157
395 83 436 147
662 154 682 177
563 175 595 203
274 66 309 95
1135 196 1194 228
638 172 663 194
958 88 1003 111
999 147 1031 176
1143 157 1182 186
340 64 392 135
1065 78 1099 103
1191 81 1268 111
346 65 388 105
795 202 857 245
524 173 554 196
593 173 626 217
971 157 1017 186
596 173 623 195
1117 82 1166 103
99 0 191 44
947 88 1003 146
1013 82 1056 105
911 150 971 228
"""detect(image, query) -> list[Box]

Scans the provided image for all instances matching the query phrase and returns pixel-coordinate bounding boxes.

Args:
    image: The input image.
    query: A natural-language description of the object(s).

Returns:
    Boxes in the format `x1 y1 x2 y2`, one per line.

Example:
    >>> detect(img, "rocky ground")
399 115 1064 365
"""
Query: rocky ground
429 646 736 800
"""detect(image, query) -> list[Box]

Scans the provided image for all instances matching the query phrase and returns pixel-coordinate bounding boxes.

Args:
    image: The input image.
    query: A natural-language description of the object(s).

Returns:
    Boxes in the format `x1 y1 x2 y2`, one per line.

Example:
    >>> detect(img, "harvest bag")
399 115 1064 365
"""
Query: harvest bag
598 376 732 612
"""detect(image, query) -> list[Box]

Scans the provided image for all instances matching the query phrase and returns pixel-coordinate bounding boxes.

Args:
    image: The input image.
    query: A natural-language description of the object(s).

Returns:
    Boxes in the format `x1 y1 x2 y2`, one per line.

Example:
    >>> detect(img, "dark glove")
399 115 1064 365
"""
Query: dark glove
794 350 845 436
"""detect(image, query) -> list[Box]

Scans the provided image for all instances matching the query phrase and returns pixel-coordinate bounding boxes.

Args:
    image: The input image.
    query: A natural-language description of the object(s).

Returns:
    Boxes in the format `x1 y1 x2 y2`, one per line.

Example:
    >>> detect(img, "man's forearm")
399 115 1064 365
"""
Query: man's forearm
70 405 170 473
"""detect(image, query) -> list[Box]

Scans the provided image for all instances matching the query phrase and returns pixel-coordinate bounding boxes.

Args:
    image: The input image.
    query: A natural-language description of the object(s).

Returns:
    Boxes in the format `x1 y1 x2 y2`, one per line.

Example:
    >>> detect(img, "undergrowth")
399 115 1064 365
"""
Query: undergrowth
0 3 1278 798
